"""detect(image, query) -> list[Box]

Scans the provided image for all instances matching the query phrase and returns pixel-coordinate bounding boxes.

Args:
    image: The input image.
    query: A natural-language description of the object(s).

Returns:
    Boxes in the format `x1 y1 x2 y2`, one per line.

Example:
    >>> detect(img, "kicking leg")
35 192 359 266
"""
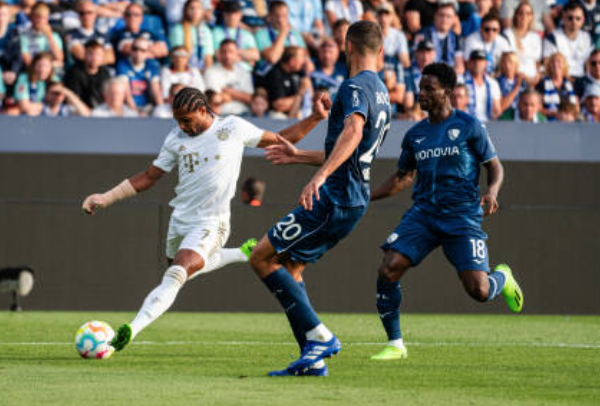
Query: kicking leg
371 250 411 361
112 249 204 351
460 266 523 312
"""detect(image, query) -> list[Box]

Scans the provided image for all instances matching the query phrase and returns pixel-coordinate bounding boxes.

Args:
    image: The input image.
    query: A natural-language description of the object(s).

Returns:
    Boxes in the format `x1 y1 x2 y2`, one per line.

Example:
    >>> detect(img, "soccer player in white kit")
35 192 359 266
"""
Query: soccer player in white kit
82 87 331 351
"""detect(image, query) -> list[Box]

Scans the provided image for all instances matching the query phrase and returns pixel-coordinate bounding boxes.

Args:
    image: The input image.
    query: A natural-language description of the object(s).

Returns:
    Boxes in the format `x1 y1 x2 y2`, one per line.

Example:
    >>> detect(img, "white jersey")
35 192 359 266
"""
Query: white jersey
153 115 264 223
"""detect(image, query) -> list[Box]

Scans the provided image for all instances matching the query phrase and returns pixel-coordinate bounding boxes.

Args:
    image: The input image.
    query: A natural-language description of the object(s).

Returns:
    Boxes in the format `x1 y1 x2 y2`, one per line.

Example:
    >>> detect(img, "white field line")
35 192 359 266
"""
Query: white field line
0 340 599 350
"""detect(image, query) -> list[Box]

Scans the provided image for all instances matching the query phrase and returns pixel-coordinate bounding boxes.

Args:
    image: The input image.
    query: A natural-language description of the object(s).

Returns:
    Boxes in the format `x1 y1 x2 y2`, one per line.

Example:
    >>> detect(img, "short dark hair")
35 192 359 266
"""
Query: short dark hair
219 38 238 49
481 11 501 26
346 20 382 56
268 0 287 13
172 87 216 115
422 62 457 90
84 39 104 50
333 19 350 31
280 46 303 64
564 1 585 14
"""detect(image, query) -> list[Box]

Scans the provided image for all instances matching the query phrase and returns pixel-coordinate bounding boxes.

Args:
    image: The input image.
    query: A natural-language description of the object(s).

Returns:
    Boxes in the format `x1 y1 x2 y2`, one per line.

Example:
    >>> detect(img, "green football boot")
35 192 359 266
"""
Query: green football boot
370 345 408 361
240 238 258 260
111 323 133 352
495 264 523 313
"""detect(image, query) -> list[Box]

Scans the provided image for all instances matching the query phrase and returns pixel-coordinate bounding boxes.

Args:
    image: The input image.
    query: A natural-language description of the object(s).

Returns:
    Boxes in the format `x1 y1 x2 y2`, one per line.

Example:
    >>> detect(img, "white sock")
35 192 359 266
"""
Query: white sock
130 265 187 339
305 323 334 342
188 248 247 281
388 338 405 349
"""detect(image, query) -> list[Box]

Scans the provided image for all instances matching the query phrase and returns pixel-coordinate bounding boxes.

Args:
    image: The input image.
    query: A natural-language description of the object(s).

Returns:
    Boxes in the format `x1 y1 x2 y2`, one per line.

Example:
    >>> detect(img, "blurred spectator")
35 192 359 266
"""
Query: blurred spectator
379 43 405 111
66 0 115 65
324 0 364 30
0 65 4 108
404 39 435 111
41 81 91 117
574 49 600 98
557 97 582 122
543 2 593 79
205 88 222 115
95 0 130 35
536 52 578 120
403 0 437 41
332 18 350 66
310 38 346 101
500 0 553 33
499 88 547 122
250 87 269 117
497 51 526 112
64 40 112 109
238 0 268 28
20 2 63 67
169 0 214 70
116 36 163 112
378 2 410 68
15 0 35 31
451 83 469 112
0 1 21 88
284 0 324 51
461 49 501 122
363 0 401 27
110 3 168 61
581 83 600 122
92 77 138 117
153 82 184 118
15 51 54 116
461 0 494 37
241 177 266 207
254 1 307 76
160 46 205 99
413 1 464 73
464 12 512 75
502 1 541 84
166 0 213 26
264 45 311 118
212 1 259 72
204 39 253 115
576 0 600 42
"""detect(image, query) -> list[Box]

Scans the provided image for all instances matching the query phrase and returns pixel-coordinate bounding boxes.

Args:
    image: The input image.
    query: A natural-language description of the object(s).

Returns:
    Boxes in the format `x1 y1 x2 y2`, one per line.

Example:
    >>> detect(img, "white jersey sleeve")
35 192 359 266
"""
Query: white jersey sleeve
153 128 179 172
229 116 265 148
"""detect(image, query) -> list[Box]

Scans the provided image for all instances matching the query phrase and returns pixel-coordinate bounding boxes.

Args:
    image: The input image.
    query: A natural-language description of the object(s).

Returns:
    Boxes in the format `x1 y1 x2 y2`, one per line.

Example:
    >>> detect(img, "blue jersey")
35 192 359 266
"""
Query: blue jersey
398 109 496 215
322 70 391 207
116 58 160 107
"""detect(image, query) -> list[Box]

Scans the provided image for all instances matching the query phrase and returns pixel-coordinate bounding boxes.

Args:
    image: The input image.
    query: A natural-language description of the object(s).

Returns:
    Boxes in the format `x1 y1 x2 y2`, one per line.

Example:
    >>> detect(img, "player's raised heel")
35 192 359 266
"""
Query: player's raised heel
287 336 341 373
495 264 523 313
240 238 258 260
110 324 133 352
268 364 329 377
370 345 408 361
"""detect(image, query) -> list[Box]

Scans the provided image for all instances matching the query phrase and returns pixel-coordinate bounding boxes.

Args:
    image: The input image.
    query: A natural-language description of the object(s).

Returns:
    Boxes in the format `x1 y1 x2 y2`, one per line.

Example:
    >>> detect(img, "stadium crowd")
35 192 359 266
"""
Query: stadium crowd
0 0 599 122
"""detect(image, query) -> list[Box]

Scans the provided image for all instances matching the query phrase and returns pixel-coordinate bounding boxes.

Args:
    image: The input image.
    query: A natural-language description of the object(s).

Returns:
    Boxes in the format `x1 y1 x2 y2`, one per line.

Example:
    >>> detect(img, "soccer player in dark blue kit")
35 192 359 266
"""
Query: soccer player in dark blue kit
369 62 524 361
250 20 392 377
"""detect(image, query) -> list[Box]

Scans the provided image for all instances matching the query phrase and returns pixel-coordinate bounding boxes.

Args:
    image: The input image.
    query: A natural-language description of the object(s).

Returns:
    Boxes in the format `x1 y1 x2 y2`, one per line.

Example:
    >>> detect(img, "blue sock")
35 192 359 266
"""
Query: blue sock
286 281 308 352
487 271 506 302
262 268 321 337
376 278 402 341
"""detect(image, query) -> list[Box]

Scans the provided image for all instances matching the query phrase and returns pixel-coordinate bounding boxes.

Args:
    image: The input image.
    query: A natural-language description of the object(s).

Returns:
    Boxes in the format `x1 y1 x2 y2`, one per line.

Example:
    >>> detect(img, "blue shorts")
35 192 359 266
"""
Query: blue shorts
381 205 490 272
268 192 366 263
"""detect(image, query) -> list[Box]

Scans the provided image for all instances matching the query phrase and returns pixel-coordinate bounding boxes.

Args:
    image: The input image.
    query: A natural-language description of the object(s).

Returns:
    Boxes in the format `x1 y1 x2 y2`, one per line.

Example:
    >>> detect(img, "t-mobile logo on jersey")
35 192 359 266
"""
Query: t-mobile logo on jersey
414 146 460 161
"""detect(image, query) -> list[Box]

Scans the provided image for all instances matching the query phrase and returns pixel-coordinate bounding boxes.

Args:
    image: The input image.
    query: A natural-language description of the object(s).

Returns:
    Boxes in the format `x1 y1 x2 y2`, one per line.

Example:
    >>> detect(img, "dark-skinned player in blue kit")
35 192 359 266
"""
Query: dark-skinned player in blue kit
249 20 392 377
369 62 524 361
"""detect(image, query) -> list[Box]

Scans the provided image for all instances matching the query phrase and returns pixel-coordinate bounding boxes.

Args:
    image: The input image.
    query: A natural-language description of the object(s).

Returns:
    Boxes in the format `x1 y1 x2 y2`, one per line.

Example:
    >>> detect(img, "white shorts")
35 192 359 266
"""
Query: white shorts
165 216 231 261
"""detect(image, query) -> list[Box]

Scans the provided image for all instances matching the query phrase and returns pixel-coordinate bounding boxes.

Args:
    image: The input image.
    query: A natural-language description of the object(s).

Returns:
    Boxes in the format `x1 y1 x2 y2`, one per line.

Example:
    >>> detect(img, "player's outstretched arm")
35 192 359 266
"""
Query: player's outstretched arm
82 165 165 215
481 157 504 216
265 135 325 166
299 113 365 210
371 170 415 201
257 93 332 148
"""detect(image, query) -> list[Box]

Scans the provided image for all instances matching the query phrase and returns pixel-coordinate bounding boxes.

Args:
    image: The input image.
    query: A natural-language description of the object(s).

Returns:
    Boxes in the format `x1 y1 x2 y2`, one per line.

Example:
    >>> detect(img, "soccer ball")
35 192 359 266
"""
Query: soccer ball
75 321 115 359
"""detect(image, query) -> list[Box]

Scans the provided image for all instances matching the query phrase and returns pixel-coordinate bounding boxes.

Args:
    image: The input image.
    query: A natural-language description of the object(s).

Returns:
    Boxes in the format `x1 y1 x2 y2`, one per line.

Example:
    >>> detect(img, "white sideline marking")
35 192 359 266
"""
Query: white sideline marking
0 340 599 349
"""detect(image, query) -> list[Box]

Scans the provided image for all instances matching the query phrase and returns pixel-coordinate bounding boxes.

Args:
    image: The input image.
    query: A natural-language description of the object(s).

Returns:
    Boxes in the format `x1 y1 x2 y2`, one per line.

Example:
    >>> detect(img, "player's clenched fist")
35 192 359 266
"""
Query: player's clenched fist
82 194 108 215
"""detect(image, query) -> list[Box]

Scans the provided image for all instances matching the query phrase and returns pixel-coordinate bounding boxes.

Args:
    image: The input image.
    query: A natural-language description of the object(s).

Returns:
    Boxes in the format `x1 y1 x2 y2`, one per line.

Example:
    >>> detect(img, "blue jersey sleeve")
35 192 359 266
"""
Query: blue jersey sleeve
397 131 416 171
469 122 497 164
337 82 369 121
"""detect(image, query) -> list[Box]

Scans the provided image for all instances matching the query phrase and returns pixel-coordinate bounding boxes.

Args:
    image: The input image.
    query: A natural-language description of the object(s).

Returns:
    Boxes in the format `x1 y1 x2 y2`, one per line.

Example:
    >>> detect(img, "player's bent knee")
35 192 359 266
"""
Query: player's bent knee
378 251 411 282
172 249 205 277
461 272 490 302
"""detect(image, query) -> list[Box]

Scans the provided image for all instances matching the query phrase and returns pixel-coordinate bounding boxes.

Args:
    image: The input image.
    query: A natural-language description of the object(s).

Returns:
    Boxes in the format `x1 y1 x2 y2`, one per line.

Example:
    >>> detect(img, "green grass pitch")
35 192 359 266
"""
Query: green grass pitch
0 312 599 406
